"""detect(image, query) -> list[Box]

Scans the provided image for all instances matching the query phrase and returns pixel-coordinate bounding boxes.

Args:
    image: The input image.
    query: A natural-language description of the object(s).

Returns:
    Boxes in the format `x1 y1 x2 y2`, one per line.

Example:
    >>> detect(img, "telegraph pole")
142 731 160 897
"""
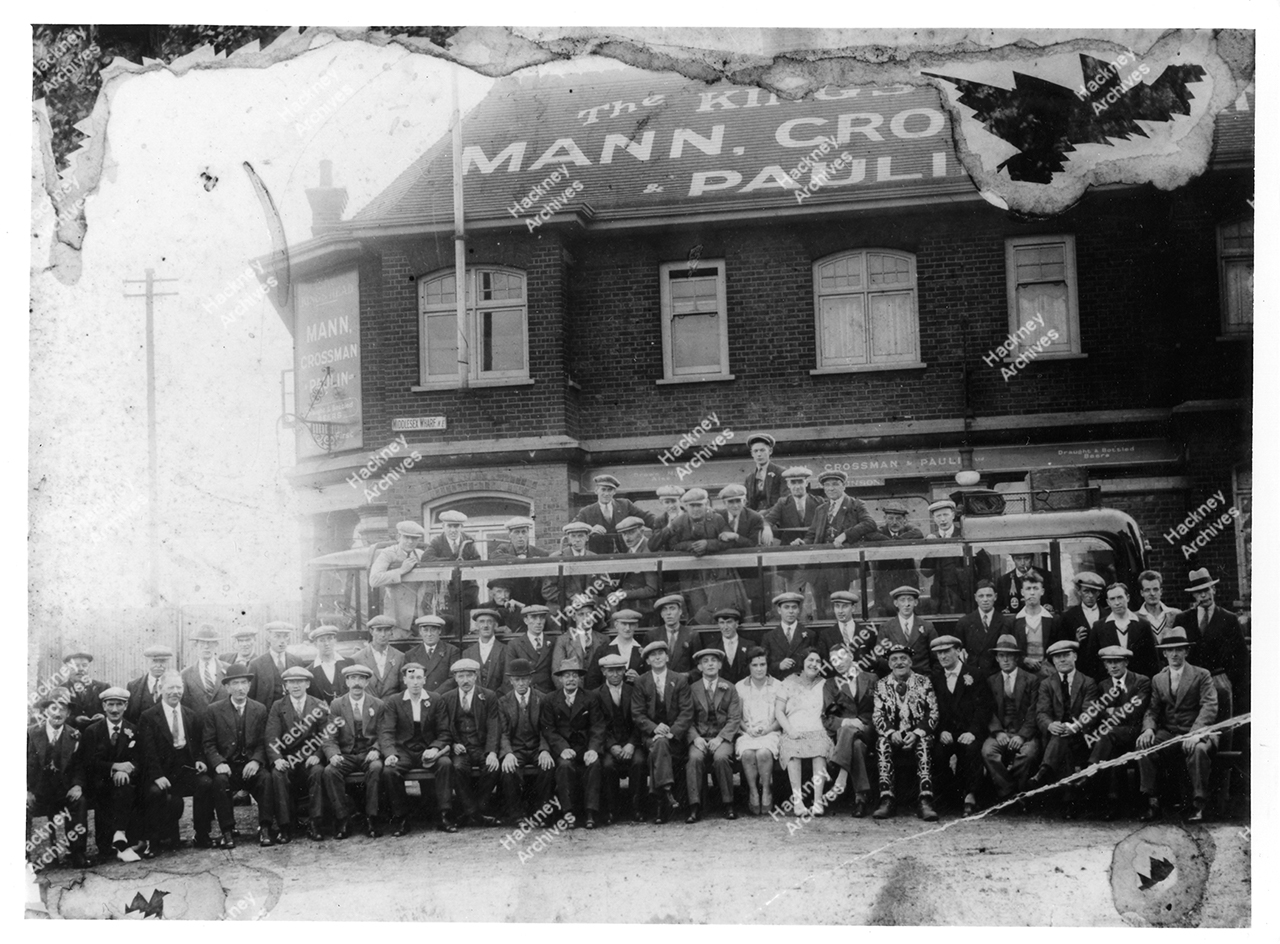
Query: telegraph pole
123 269 179 607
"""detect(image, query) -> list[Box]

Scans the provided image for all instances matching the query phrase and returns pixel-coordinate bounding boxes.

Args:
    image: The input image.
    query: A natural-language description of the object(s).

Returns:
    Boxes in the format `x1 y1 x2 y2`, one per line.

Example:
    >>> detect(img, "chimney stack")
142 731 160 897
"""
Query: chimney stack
306 159 348 235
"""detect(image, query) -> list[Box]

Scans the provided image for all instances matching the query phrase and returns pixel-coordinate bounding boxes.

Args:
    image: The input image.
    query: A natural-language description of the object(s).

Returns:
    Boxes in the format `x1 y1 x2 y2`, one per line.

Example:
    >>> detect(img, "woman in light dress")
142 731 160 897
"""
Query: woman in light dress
775 649 835 815
734 647 781 814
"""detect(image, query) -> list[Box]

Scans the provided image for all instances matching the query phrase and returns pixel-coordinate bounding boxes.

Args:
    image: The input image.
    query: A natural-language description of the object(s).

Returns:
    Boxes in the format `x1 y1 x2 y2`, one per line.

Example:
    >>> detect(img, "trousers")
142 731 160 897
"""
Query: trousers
1138 732 1217 802
981 736 1040 797
212 760 272 830
877 734 933 799
453 749 499 816
320 753 383 819
382 753 453 817
686 741 735 805
830 726 873 794
145 767 214 843
601 747 648 814
269 759 324 826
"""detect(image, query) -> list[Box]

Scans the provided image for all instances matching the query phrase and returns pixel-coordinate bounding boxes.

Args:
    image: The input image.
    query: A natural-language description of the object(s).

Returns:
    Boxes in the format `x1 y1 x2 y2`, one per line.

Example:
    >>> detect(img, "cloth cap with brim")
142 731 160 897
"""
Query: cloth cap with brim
37 688 73 709
506 658 534 677
772 591 805 606
882 502 910 516
438 510 468 523
991 635 1022 654
308 625 339 641
612 609 642 623
693 648 725 663
1073 572 1106 591
828 591 858 605
656 485 685 498
396 521 426 537
929 635 963 652
342 663 374 679
222 667 254 683
597 654 628 670
450 658 481 674
100 686 130 702
281 666 314 682
654 595 685 611
884 643 913 659
746 433 776 449
143 645 175 659
414 615 447 629
232 629 257 640
562 521 592 534
818 469 848 485
928 499 957 513
718 484 747 500
681 488 709 503
1156 629 1193 649
62 651 94 662
1097 646 1133 661
401 662 426 675
593 474 621 489
554 659 587 676
504 516 535 531
891 586 921 600
522 605 550 617
713 607 742 621
641 641 670 659
781 467 812 480
470 609 501 622
368 615 398 630
1186 568 1220 592
264 621 296 635
616 516 646 532
1045 640 1079 657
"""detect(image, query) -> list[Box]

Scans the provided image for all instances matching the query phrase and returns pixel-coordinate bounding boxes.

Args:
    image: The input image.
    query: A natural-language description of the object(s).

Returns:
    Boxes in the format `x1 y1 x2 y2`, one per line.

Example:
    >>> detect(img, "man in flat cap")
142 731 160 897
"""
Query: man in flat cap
818 591 878 675
452 608 509 694
596 653 647 823
63 652 110 732
1075 645 1150 818
437 658 501 827
490 516 552 609
822 643 877 817
576 474 655 555
981 635 1041 806
27 688 89 868
685 649 742 822
647 484 687 551
878 585 939 675
139 671 215 854
180 626 229 719
763 591 817 679
204 665 270 848
1029 640 1099 817
426 510 482 612
958 581 1018 678
265 666 330 841
79 686 141 861
405 615 460 693
378 662 456 835
1081 582 1159 679
369 520 430 632
352 614 405 699
493 658 556 823
321 663 385 839
805 470 877 619
249 622 304 708
127 644 174 724
1059 571 1106 648
307 624 353 702
666 487 739 621
718 483 765 548
506 604 557 693
544 521 605 613
922 499 987 615
709 607 751 684
631 640 693 822
868 500 925 617
744 433 785 513
1137 628 1218 823
653 594 698 674
613 516 660 617
221 628 258 666
487 579 529 635
542 658 606 828
764 466 822 547
553 604 610 690
586 608 647 689
1174 567 1248 725
872 644 939 821
929 635 989 816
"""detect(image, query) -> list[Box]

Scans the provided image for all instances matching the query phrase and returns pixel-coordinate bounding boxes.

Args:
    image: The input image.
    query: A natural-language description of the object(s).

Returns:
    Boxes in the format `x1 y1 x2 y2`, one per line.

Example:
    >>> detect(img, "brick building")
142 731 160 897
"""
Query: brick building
270 65 1253 609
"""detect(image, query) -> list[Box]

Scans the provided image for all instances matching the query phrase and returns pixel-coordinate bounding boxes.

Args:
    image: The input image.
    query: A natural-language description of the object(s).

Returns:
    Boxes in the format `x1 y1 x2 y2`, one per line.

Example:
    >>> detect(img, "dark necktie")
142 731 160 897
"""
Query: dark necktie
110 724 119 746
896 681 908 697
1059 674 1073 721
1200 608 1209 630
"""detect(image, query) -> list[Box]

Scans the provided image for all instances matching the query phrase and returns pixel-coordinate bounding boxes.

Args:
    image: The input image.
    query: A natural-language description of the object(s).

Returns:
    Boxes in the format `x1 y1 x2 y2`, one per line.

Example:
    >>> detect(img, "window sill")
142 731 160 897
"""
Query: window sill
656 374 736 385
412 378 534 392
810 362 927 375
1216 334 1252 342
999 352 1087 364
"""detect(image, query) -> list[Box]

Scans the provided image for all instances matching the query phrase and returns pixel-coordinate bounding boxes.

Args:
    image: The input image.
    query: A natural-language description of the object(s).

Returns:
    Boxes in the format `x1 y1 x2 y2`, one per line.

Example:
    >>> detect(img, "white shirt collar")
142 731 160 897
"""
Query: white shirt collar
46 723 62 742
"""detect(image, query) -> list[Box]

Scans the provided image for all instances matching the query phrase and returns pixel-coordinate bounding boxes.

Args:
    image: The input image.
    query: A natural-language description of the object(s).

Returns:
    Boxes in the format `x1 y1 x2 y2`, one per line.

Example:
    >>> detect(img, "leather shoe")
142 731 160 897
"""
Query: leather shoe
365 822 380 839
852 799 868 818
918 797 939 822
277 827 293 844
685 806 701 824
663 788 680 812
655 804 669 825
1186 805 1205 823
477 813 500 827
1139 801 1160 823
632 808 647 824
392 816 411 837
137 841 156 859
872 798 895 820
308 823 324 841
334 819 351 840
193 834 215 849
217 834 236 850
258 827 273 848
438 813 458 834
962 801 976 817
724 807 737 820
584 812 596 830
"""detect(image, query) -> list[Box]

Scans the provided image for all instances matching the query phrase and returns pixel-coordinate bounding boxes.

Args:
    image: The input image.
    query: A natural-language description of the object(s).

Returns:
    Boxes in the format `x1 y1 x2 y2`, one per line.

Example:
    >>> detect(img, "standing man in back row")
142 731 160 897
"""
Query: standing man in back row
744 433 786 513
576 475 654 555
369 521 430 633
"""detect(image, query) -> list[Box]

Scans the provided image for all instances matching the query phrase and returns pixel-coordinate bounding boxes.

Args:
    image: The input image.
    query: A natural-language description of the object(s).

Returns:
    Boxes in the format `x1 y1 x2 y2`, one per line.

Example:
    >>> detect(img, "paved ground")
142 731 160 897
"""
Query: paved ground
28 799 1250 924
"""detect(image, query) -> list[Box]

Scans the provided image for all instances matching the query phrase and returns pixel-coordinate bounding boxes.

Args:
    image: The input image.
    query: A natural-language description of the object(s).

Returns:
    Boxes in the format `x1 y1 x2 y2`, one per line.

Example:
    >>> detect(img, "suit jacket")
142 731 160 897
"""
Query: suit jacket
877 615 939 675
202 697 268 768
542 688 606 755
653 624 700 675
307 658 354 702
575 499 655 554
351 644 406 700
630 671 693 741
248 651 305 708
744 462 786 512
763 494 825 543
817 622 878 673
552 629 611 679
804 496 877 545
180 662 230 717
664 511 731 555
264 694 331 763
459 639 509 693
872 673 938 735
79 717 140 794
687 677 742 741
585 638 648 690
66 677 111 730
368 543 429 630
1035 670 1099 737
1143 664 1218 737
929 667 990 739
376 690 449 761
956 609 1020 677
219 649 256 666
27 723 83 795
1174 606 1249 701
1012 612 1070 666
424 532 482 563
505 633 557 692
985 669 1040 740
719 508 766 548
436 687 500 755
403 642 460 693
126 673 164 724
615 538 660 610
489 541 553 608
706 635 752 685
822 671 876 739
542 549 604 608
595 682 641 751
139 702 205 783
322 692 384 757
762 623 818 679
495 689 551 757
1083 616 1159 679
1080 671 1150 740
1058 605 1103 647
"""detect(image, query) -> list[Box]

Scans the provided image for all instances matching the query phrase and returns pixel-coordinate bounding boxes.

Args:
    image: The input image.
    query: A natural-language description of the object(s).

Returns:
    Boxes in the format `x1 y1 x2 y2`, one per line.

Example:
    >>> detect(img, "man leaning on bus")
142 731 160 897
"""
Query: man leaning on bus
369 521 429 632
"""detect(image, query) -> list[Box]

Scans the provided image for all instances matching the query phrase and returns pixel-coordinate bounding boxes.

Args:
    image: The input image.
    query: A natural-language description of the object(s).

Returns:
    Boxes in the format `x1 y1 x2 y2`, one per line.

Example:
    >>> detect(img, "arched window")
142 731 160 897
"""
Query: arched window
812 250 921 371
423 495 536 559
418 267 530 387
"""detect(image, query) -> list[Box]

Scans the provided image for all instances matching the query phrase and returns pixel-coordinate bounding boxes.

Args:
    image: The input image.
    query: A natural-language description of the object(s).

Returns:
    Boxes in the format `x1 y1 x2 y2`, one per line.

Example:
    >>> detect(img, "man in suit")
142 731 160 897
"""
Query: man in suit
576 474 655 555
1137 629 1219 823
425 510 482 612
351 614 405 699
1137 569 1181 642
552 605 610 689
542 659 606 828
138 671 215 855
378 662 456 835
717 483 766 548
648 484 686 551
249 621 303 708
493 658 555 823
505 605 557 693
489 516 552 609
821 643 877 817
743 432 785 514
921 499 987 615
181 625 230 718
805 470 878 618
872 644 939 821
264 666 330 842
436 659 501 827
665 487 736 621
321 663 385 839
631 640 693 822
78 686 140 862
981 636 1041 805
958 581 1019 677
203 665 271 848
369 520 429 633
1012 572 1066 675
929 635 990 816
1174 567 1248 722
26 689 89 869
404 615 460 693
996 553 1041 614
651 594 699 674
1076 645 1151 818
126 644 174 724
868 501 925 617
586 608 647 689
878 586 938 675
817 591 870 672
454 608 509 693
707 607 751 684
306 624 353 702
220 628 258 666
684 649 742 822
596 654 646 823
543 521 603 613
762 591 818 679
487 580 529 635
1082 583 1160 679
612 516 660 618
63 651 110 732
1030 640 1099 818
764 467 824 601
1058 572 1106 648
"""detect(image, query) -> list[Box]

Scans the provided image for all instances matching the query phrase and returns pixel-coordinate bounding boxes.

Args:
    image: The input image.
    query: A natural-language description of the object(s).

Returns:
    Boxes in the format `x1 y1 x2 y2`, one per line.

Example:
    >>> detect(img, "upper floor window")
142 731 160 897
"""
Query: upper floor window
812 250 922 372
1004 236 1080 356
658 260 732 383
418 267 529 388
1219 217 1253 336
